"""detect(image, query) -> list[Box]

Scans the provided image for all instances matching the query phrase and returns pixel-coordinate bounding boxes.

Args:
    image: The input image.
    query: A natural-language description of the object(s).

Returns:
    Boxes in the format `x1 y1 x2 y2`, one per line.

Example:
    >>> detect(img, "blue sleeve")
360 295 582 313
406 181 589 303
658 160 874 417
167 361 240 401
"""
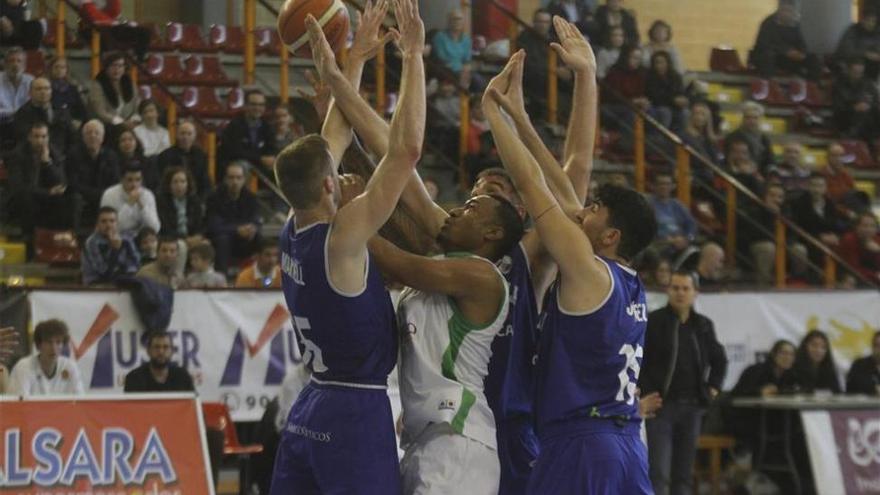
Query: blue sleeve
676 200 697 239
82 238 105 285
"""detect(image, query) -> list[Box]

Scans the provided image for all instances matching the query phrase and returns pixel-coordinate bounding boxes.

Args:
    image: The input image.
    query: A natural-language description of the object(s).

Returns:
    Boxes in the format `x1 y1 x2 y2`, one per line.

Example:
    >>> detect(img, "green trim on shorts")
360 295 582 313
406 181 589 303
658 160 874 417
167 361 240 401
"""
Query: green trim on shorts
451 387 476 434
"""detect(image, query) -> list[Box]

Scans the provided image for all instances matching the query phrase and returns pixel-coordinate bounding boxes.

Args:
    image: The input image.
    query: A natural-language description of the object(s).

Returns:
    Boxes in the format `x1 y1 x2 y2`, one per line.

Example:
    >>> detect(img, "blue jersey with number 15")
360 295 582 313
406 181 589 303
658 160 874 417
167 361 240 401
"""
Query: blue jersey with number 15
534 256 647 433
278 220 397 386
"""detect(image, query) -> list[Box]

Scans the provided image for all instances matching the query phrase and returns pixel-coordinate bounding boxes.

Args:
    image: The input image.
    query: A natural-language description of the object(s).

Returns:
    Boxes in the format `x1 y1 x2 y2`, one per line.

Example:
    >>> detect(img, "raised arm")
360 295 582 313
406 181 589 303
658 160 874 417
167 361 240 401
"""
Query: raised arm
553 16 597 204
330 0 426 255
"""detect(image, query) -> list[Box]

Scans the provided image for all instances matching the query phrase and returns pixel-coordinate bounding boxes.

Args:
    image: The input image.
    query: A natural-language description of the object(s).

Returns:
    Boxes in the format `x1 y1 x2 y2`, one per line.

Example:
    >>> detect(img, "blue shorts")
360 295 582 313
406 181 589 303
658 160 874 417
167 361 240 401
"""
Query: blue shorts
497 416 539 495
269 382 401 495
527 419 652 495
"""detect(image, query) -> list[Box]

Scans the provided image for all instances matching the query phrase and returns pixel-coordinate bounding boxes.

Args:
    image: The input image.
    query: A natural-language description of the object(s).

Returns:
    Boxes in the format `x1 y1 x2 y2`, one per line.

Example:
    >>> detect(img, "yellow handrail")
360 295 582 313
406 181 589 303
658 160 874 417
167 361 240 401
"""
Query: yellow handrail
90 30 100 77
824 255 836 288
633 115 645 193
167 102 178 145
207 131 217 184
547 50 558 125
375 46 386 115
55 0 66 57
725 183 736 268
675 145 691 207
775 217 787 289
244 0 256 85
280 44 290 103
459 93 470 190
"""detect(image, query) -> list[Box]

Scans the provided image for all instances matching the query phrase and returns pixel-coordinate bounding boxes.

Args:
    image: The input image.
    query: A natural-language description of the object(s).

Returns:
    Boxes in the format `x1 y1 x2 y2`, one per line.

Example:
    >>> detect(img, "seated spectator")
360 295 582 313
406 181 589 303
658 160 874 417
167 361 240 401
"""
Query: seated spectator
100 165 161 237
595 25 624 79
133 99 170 157
546 0 594 34
156 166 206 248
183 243 227 288
466 94 489 156
641 20 684 74
644 50 688 130
6 121 78 238
77 0 150 61
679 100 720 182
739 183 808 286
206 161 262 273
218 89 276 175
0 46 32 124
835 8 880 78
640 254 672 290
593 0 639 48
839 213 880 285
519 9 552 111
272 104 302 150
117 128 159 191
82 206 140 285
7 319 84 396
602 45 649 132
66 119 121 226
725 102 775 174
788 174 848 262
792 330 842 393
136 227 158 265
822 142 857 208
431 9 473 88
695 242 725 289
47 55 87 129
750 0 821 80
13 76 76 154
724 136 764 193
124 330 194 392
0 0 43 50
846 330 880 395
768 142 811 191
648 173 696 257
87 51 140 132
157 120 211 199
137 236 182 288
832 56 880 141
235 239 281 289
430 77 461 159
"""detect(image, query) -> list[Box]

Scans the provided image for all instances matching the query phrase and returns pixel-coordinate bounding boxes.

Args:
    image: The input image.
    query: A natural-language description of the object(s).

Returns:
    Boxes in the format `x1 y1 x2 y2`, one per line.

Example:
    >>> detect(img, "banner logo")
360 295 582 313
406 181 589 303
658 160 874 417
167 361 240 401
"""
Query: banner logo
220 304 297 386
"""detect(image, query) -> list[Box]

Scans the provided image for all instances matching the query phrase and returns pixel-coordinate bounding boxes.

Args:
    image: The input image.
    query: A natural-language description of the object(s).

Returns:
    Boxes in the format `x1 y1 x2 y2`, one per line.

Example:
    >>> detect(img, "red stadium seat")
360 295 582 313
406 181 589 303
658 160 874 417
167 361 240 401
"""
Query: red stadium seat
202 403 262 494
140 84 175 108
145 54 188 85
183 55 235 86
226 87 244 113
709 46 746 74
838 139 876 169
41 18 82 48
788 79 829 108
750 78 790 106
166 22 214 52
25 50 46 77
182 86 230 118
210 24 245 54
254 26 281 55
34 229 80 265
143 22 174 51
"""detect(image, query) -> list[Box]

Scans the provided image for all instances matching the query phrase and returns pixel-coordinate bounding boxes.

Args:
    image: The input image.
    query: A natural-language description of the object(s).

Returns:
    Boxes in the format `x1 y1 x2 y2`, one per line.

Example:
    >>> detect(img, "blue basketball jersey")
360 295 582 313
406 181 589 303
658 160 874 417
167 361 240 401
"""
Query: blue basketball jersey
484 242 539 421
279 220 397 386
534 256 648 433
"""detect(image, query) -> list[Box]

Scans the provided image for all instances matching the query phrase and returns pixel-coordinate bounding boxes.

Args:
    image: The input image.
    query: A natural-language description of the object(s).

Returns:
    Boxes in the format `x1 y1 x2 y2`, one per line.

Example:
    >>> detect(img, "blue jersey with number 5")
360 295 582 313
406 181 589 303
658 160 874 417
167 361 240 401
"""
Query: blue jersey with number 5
279 220 397 386
534 256 647 433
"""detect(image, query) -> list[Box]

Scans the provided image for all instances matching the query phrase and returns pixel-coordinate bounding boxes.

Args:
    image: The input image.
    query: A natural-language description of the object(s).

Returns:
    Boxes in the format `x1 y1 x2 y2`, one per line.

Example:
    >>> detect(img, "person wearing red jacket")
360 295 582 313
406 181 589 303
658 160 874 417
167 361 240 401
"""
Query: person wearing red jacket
77 0 150 61
839 212 880 286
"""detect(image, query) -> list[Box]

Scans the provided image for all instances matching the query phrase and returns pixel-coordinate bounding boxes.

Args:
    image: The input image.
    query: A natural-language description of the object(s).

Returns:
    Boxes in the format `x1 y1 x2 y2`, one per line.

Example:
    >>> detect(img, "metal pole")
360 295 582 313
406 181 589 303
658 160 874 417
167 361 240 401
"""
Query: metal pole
775 217 786 289
547 49 558 125
244 0 256 85
675 145 691 207
633 115 645 193
56 0 66 58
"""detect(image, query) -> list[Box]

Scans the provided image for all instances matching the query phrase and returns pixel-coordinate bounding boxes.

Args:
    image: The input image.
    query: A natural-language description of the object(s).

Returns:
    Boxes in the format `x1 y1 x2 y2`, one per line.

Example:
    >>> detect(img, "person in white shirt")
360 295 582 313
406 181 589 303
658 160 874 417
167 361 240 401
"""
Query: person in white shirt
7 319 84 396
100 164 161 237
0 46 34 121
133 99 170 157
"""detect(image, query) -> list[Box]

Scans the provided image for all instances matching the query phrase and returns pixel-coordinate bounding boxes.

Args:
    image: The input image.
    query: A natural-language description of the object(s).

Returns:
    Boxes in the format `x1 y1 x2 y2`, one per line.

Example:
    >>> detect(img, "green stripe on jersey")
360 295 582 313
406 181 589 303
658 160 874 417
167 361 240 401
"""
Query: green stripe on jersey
451 387 476 434
440 312 477 381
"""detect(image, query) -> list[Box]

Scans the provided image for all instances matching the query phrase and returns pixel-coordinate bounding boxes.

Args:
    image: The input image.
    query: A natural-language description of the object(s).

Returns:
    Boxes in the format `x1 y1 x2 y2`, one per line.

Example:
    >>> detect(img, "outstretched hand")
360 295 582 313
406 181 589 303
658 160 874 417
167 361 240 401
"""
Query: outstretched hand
483 49 526 118
305 14 342 82
0 327 19 361
297 69 331 120
390 0 425 57
349 0 396 64
550 16 596 75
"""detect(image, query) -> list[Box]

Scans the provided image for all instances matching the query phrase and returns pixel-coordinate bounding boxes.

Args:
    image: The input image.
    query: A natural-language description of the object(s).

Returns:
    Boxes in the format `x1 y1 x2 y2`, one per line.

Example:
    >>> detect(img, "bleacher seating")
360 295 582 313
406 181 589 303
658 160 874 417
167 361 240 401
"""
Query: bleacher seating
209 24 245 54
144 22 175 52
139 84 174 108
254 27 282 56
145 53 188 85
709 46 747 74
183 55 235 87
166 22 215 53
750 78 790 107
25 50 46 77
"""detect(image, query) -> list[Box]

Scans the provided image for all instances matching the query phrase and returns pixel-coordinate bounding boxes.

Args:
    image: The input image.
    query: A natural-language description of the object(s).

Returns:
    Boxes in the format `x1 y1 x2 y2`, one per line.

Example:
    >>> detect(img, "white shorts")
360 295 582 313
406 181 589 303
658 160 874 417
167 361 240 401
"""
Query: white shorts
400 422 500 495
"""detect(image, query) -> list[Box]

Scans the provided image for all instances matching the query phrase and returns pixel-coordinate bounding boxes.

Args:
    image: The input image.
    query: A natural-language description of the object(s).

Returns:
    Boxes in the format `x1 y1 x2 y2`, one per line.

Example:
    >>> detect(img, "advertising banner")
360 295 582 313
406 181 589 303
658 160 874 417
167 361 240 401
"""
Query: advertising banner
802 409 880 495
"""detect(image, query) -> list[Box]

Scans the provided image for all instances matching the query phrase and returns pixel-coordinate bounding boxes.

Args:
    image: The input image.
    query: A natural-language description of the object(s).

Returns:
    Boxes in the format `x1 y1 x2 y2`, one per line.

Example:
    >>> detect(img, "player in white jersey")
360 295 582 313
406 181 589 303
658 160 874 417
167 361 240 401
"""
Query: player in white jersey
7 319 84 396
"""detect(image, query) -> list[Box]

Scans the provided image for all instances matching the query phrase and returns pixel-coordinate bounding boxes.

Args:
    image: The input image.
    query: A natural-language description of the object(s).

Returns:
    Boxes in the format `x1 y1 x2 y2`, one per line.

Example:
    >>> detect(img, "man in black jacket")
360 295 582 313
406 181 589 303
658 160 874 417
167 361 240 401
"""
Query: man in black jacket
124 331 195 393
157 120 211 199
846 330 880 395
217 89 276 176
641 270 727 495
206 161 262 273
750 0 821 80
66 119 121 227
13 77 77 155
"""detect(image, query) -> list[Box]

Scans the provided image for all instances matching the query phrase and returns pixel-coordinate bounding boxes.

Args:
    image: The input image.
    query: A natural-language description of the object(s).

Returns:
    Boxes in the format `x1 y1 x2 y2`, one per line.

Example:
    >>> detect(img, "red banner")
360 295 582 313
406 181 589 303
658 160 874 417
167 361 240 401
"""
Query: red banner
0 395 214 494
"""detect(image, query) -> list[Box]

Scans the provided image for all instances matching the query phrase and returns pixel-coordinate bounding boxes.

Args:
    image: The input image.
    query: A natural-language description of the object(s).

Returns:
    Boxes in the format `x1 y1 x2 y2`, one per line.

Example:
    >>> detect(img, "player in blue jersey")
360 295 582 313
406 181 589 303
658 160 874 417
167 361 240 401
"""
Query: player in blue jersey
268 1 425 493
484 18 658 494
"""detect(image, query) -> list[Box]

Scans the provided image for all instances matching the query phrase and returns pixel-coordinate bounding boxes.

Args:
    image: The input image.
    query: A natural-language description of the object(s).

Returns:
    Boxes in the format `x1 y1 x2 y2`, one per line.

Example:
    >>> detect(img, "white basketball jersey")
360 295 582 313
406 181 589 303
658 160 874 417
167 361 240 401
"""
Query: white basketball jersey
397 254 509 450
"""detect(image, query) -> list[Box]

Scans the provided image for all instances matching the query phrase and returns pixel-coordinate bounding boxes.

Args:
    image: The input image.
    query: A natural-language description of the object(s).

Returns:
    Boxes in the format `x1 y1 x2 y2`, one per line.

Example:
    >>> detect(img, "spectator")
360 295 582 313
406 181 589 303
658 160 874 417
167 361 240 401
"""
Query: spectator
6 121 77 237
13 76 76 154
725 102 775 174
593 0 638 48
768 142 811 191
156 166 205 247
66 119 121 226
81 206 140 285
100 165 161 237
602 45 649 133
157 120 211 199
7 319 84 396
431 9 473 88
792 330 842 393
133 99 170 157
724 136 764 193
546 0 594 34
822 143 857 206
641 270 727 495
0 46 32 122
788 174 848 261
47 55 87 128
835 8 880 78
648 173 696 257
641 20 685 74
77 0 150 61
136 226 158 265
750 0 822 80
124 331 194 392
466 94 489 156
832 56 880 140
518 9 552 110
235 239 281 288
430 77 461 158
206 161 262 273
272 104 302 150
116 128 159 191
679 100 720 183
183 243 227 288
595 25 624 79
87 51 140 131
644 50 688 130
0 0 43 49
137 236 182 288
695 242 725 289
839 213 880 285
846 330 880 395
218 89 276 175
641 255 672 290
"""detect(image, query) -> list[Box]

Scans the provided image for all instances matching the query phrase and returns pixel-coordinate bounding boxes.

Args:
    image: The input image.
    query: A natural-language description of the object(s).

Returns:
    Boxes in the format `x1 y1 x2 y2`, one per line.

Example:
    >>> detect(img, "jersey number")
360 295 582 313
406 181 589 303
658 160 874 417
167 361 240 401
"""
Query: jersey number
292 316 328 373
615 343 643 405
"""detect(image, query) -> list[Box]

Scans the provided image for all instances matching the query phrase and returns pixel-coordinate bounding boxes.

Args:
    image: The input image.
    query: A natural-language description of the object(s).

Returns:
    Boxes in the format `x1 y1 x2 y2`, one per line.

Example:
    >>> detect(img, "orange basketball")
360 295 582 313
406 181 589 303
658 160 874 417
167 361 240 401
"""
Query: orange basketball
277 0 350 58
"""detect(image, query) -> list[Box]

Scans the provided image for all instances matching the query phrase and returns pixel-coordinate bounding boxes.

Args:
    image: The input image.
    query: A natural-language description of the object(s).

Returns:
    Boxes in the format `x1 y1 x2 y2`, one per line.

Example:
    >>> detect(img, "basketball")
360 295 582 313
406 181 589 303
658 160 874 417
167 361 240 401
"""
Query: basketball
277 0 350 58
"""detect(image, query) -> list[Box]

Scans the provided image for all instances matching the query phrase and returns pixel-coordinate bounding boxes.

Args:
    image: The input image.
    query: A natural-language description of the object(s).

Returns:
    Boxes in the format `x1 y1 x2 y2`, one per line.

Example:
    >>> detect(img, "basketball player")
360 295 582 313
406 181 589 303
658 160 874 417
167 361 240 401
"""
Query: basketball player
484 28 657 494
268 0 425 493
312 17 599 492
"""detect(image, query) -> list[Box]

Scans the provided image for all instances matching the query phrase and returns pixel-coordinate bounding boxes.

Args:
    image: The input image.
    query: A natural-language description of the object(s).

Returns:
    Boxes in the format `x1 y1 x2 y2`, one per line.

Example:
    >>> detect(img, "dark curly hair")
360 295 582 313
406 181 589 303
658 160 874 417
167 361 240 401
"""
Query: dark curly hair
596 183 657 262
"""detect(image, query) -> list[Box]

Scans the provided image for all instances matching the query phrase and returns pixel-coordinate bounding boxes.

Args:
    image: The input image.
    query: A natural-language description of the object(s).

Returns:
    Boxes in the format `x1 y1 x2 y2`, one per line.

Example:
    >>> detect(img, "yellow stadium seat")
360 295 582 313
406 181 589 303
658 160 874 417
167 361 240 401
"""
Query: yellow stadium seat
855 180 876 199
0 243 26 265
707 83 743 104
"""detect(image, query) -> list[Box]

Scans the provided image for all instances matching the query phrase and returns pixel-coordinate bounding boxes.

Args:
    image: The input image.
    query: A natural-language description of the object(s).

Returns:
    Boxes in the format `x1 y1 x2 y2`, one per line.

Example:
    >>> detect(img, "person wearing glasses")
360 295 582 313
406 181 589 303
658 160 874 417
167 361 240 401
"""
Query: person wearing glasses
218 88 277 178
